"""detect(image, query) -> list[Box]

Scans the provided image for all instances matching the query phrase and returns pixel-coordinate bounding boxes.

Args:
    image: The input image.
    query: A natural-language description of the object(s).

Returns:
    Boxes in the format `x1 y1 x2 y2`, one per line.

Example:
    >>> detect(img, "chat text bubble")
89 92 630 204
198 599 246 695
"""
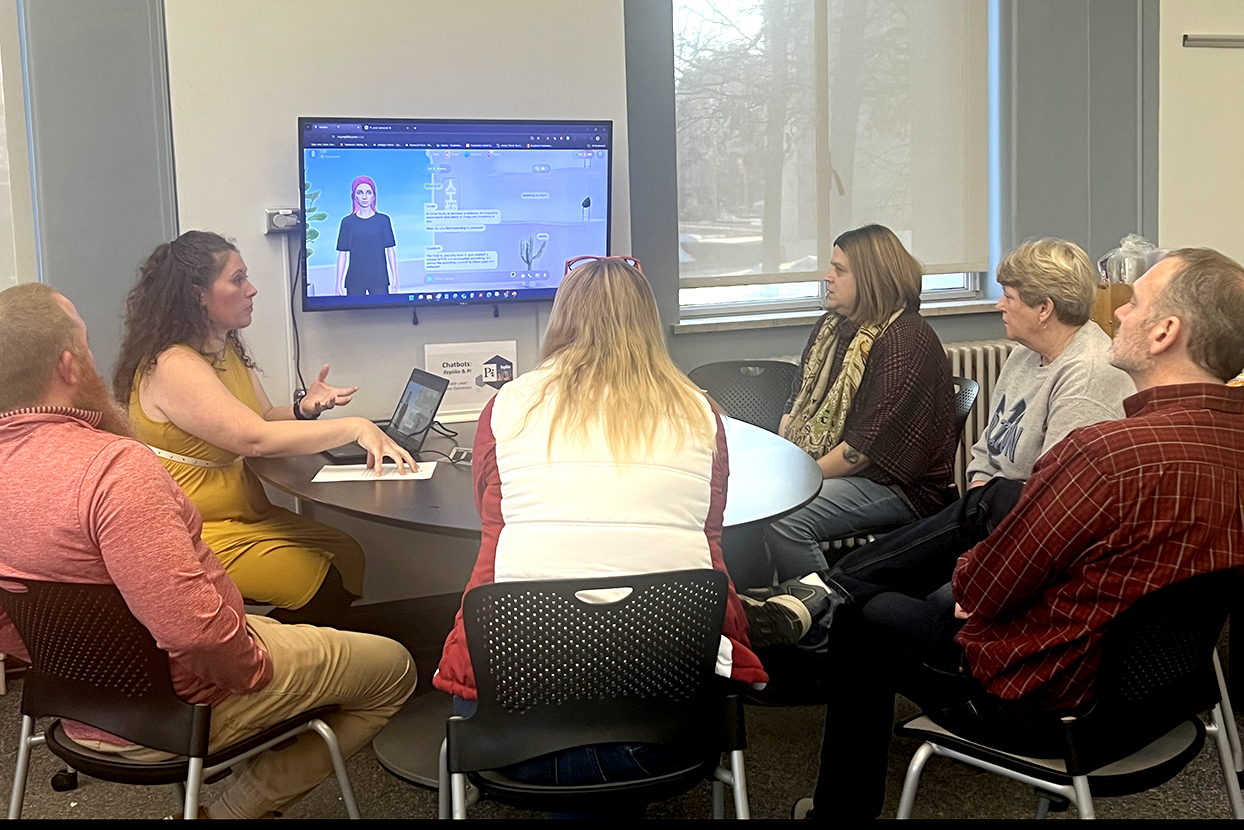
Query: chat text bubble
424 209 501 224
425 251 498 271
520 192 550 199
425 225 486 233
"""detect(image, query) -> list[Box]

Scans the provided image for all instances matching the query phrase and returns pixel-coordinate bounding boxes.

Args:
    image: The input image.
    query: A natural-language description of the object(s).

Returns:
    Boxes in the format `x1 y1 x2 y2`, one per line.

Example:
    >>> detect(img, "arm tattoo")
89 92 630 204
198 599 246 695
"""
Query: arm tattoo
842 445 862 465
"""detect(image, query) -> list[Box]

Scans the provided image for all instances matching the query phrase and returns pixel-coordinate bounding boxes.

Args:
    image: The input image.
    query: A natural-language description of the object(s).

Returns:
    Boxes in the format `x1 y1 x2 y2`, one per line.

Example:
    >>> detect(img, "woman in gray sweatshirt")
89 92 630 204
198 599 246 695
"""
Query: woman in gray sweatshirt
746 239 1136 649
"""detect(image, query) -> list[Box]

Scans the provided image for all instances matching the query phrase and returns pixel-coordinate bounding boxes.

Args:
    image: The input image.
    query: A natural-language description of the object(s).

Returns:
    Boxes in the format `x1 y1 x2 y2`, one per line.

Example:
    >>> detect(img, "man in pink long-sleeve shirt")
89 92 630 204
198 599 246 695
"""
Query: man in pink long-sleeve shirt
0 283 416 819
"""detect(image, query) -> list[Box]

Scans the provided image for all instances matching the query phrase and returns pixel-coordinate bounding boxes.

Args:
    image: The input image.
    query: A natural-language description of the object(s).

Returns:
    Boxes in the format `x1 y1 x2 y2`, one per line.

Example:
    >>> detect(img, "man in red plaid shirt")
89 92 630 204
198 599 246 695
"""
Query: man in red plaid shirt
800 248 1244 820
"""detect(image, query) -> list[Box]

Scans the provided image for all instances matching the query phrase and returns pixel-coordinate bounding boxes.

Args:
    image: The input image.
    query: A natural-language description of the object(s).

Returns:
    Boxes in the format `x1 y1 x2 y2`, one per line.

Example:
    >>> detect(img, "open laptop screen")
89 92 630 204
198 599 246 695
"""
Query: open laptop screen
386 368 450 452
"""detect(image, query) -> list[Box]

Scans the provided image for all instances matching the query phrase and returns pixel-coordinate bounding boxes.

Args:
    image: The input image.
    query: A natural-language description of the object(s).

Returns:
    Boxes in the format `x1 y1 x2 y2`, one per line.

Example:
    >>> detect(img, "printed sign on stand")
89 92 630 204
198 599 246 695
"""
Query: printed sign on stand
424 341 517 420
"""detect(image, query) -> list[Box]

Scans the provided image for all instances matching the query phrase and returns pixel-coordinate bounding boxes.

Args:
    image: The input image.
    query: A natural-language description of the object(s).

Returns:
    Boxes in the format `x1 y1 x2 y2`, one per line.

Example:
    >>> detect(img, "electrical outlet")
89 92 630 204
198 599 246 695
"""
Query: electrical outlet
265 208 304 234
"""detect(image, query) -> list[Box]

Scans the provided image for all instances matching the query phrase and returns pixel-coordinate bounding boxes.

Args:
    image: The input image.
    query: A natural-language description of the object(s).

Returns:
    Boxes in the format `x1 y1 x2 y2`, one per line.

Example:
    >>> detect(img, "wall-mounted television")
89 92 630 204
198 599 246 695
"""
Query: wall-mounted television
299 117 612 312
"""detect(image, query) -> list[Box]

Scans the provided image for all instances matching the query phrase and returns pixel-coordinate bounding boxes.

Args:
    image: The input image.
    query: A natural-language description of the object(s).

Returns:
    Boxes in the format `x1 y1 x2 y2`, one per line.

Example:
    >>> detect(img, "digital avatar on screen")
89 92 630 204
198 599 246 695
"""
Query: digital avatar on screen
300 118 613 311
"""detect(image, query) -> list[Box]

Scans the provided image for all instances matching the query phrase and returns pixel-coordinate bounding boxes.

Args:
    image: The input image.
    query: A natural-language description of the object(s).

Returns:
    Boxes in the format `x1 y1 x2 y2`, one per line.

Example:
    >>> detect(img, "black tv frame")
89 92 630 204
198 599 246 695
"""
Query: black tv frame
298 116 613 313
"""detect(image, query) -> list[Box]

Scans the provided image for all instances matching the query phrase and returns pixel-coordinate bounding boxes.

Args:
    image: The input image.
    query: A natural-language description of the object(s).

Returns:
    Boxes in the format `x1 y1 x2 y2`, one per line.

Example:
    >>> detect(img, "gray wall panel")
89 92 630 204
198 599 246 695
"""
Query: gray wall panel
1011 0 1092 246
18 0 177 378
1008 0 1156 260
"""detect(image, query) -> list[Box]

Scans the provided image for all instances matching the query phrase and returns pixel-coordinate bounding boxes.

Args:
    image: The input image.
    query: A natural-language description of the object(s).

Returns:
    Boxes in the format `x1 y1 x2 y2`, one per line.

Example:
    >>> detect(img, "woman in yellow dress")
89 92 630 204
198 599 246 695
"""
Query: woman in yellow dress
114 231 416 625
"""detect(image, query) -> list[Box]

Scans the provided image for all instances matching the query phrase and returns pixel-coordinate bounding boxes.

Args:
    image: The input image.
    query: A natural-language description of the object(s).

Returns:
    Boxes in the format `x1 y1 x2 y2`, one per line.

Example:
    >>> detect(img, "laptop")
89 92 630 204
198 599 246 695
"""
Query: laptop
322 367 451 463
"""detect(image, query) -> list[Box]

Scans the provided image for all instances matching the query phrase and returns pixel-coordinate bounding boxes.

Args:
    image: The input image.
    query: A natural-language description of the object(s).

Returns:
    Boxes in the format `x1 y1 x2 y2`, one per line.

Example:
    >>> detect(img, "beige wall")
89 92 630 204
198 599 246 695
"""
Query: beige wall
164 0 629 409
1159 0 1244 262
164 0 630 599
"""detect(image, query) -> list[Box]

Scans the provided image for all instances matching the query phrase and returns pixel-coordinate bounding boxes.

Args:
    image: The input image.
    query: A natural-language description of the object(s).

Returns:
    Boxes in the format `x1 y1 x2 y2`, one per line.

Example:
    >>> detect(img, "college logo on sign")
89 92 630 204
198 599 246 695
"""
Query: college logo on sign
480 355 514 390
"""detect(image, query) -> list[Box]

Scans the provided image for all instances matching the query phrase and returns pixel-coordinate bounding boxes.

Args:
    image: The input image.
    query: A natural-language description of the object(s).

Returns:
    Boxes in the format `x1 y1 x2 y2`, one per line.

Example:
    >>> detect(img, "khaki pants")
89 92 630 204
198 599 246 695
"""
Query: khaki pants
77 615 416 819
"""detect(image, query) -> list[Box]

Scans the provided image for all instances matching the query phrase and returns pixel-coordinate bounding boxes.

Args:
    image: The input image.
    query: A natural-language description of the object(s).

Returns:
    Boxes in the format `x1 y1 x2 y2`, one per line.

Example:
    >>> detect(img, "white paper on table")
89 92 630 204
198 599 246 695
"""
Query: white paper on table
312 462 436 482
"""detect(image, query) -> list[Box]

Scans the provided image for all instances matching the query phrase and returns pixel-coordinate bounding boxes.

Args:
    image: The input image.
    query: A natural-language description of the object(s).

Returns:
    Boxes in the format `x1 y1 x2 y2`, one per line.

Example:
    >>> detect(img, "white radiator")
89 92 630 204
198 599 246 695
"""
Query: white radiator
944 340 1017 494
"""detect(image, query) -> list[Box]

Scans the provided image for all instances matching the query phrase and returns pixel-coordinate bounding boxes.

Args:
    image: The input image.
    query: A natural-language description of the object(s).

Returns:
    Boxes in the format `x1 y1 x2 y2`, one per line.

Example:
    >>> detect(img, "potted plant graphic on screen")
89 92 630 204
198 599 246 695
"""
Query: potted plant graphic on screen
303 182 328 259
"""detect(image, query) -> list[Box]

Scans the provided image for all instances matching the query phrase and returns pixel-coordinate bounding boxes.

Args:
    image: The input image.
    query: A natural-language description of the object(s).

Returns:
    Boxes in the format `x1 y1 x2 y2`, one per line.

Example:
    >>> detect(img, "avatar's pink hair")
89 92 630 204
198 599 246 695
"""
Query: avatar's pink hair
350 176 378 214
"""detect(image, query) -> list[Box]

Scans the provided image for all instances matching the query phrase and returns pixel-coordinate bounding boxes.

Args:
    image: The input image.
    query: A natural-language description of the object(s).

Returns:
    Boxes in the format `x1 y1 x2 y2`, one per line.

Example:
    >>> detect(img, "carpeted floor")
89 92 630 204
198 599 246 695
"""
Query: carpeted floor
1 669 1240 820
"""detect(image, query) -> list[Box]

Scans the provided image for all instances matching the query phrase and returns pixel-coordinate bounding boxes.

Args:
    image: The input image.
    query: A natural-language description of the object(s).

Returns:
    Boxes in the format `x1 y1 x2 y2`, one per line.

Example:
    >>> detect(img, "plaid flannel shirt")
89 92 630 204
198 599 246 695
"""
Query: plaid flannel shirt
953 383 1244 710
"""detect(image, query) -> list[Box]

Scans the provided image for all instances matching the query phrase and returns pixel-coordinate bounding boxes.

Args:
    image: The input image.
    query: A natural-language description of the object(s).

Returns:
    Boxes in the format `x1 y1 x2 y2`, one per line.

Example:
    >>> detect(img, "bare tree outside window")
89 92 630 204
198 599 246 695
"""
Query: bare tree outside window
676 0 989 313
675 0 820 309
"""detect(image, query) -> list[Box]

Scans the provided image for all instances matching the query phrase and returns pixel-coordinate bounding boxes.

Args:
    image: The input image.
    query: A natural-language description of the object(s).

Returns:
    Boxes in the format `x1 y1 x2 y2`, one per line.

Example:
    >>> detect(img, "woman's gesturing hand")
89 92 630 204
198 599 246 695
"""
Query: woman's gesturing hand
299 364 360 418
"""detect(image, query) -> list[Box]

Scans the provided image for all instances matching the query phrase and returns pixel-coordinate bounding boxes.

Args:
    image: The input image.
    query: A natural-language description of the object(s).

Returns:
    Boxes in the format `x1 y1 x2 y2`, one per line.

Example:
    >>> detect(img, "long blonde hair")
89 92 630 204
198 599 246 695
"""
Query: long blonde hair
526 259 714 460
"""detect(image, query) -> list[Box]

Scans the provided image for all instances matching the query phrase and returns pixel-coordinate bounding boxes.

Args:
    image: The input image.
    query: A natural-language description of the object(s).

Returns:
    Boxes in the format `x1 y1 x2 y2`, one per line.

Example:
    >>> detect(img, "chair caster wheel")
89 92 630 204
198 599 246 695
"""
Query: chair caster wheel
50 769 78 792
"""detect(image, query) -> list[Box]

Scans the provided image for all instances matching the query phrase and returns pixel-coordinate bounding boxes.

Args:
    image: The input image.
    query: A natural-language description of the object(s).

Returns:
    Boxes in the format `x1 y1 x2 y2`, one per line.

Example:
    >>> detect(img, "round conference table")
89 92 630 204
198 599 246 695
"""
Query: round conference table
248 415 821 787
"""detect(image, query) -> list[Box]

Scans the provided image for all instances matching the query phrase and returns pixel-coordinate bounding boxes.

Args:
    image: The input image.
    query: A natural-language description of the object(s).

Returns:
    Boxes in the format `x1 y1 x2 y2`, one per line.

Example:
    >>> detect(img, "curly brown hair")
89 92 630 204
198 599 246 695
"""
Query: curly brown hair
113 231 256 404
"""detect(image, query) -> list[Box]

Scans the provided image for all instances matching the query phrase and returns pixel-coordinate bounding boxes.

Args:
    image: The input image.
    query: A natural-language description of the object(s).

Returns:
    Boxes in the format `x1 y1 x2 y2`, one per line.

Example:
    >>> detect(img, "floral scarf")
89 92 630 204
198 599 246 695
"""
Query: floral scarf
783 308 904 457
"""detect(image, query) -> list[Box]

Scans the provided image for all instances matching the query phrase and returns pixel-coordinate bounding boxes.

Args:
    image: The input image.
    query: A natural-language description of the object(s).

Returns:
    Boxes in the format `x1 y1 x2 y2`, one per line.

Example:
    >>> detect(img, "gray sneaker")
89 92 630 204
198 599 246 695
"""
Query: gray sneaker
743 574 843 648
741 592 811 648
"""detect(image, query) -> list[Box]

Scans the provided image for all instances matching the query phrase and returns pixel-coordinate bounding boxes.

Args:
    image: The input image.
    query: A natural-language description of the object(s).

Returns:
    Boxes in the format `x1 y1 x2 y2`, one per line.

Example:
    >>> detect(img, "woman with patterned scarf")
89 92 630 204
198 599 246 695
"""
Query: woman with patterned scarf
764 225 957 585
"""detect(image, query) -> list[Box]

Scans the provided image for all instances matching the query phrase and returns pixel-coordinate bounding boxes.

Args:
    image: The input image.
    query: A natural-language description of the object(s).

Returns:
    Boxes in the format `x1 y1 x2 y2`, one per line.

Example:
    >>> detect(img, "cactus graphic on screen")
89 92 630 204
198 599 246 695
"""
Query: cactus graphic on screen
519 234 547 270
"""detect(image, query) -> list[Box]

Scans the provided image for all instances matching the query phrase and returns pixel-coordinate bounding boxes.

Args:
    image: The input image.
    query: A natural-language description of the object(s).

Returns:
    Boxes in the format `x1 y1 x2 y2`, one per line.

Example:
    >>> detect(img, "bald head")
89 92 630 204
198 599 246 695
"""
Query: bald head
0 283 87 411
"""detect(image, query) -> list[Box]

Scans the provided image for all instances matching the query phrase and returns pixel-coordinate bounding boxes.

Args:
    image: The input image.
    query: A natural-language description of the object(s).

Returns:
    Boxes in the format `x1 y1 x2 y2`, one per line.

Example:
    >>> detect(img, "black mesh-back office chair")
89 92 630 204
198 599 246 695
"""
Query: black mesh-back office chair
438 569 750 819
0 579 360 820
689 361 799 434
951 376 979 438
894 569 1244 819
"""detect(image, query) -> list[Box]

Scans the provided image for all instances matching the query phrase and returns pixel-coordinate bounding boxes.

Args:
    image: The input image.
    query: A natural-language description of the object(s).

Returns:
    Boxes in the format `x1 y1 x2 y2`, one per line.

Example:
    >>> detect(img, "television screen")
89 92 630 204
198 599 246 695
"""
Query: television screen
300 117 612 311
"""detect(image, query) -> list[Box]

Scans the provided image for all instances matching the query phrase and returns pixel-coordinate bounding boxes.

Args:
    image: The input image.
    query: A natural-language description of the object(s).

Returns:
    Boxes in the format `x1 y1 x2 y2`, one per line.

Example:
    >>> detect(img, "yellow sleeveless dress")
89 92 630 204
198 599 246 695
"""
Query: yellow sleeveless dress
129 344 365 608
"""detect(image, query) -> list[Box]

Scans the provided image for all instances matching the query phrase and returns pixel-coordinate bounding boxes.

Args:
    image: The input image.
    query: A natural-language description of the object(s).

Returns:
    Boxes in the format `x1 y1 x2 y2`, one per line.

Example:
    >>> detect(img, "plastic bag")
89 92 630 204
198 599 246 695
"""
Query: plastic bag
1096 234 1163 287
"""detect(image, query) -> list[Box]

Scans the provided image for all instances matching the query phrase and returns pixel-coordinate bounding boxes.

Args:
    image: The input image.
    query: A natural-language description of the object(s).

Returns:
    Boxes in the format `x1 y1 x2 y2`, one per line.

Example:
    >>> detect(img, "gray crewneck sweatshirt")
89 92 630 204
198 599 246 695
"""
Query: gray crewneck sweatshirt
966 322 1135 484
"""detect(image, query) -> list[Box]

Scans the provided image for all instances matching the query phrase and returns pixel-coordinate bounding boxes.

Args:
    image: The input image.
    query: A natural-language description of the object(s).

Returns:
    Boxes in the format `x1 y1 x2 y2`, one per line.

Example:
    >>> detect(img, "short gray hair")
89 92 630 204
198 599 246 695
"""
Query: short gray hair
996 239 1096 326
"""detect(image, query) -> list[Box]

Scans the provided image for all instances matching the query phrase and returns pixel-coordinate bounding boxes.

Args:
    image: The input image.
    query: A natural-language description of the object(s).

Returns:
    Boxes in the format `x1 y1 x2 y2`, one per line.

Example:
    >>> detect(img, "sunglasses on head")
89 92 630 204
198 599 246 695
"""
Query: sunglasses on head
564 255 643 275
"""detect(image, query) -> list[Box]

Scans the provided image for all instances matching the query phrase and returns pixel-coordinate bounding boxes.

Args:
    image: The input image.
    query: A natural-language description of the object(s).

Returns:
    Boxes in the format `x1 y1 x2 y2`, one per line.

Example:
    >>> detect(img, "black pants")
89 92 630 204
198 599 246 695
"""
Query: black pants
814 586 1070 818
827 477 1025 607
345 281 389 295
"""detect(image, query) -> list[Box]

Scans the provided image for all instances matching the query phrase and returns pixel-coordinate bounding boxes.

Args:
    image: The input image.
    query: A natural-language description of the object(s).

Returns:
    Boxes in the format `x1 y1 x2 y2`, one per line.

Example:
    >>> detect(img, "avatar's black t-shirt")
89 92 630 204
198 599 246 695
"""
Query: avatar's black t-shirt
336 212 396 291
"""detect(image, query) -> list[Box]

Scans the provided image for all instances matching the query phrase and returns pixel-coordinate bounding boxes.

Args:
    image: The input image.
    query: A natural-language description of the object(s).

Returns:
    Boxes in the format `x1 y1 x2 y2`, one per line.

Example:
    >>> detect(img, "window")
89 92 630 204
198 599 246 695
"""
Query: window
674 0 990 317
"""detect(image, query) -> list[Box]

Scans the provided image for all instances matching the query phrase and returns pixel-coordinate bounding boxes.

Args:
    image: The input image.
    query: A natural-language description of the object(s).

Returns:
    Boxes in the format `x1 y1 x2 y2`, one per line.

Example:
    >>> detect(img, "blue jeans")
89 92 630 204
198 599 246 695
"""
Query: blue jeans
765 476 917 581
452 697 699 817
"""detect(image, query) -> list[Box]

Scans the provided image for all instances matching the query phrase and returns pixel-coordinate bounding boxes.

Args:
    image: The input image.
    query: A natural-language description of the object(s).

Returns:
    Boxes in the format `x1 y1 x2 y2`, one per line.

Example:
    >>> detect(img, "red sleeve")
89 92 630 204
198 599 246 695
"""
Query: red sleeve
435 398 501 699
952 433 1116 621
86 444 270 696
472 396 499 519
709 414 768 685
